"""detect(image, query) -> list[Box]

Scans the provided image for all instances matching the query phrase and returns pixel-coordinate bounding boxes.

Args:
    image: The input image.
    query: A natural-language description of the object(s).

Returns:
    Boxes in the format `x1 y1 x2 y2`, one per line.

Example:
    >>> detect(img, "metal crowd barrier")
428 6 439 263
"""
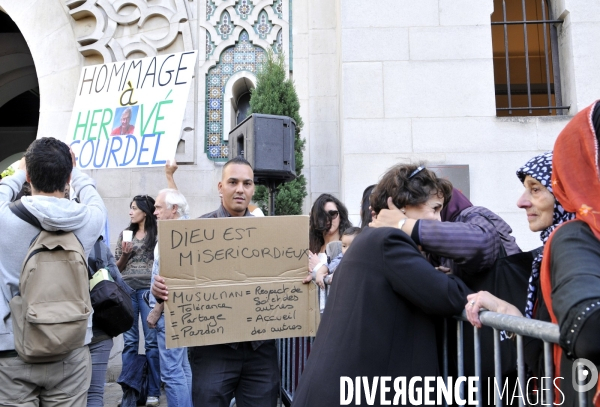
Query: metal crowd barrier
451 310 561 407
276 286 578 407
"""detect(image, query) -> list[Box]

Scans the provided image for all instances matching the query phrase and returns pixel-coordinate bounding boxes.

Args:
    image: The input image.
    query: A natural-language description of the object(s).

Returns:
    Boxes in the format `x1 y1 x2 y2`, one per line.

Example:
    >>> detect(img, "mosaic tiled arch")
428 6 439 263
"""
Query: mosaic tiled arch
205 31 266 160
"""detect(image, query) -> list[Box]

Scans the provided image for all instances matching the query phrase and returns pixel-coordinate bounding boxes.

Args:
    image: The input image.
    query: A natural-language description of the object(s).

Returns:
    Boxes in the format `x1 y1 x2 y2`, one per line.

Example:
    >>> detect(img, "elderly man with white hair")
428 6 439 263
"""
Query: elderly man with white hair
147 162 193 407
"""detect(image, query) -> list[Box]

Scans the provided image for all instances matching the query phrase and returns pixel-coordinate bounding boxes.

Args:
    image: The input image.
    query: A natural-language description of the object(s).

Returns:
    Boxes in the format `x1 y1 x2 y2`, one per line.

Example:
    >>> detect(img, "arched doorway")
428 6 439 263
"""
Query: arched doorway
221 74 257 148
0 10 38 172
233 79 253 125
236 91 252 124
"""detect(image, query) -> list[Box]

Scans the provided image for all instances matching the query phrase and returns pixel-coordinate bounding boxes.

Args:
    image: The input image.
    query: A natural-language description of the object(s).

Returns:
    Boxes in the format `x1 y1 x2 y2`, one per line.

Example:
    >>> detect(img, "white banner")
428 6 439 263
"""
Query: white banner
65 51 197 169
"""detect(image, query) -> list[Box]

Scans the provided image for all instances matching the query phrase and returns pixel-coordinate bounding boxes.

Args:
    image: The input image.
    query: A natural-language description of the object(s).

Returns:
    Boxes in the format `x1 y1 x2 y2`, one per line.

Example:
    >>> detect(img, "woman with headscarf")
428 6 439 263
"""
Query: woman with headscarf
465 150 574 318
467 102 600 406
539 101 600 406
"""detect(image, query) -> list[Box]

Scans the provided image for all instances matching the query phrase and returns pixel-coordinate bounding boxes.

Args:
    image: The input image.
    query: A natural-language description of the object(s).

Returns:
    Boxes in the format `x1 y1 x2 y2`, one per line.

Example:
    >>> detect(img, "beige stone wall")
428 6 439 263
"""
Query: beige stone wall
332 0 598 250
1 0 600 386
2 0 600 253
291 0 341 209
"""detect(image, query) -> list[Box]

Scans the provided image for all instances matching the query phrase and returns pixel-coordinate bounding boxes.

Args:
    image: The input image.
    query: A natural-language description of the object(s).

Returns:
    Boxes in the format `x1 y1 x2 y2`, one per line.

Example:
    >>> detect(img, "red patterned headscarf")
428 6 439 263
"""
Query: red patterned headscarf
549 102 600 239
540 100 600 407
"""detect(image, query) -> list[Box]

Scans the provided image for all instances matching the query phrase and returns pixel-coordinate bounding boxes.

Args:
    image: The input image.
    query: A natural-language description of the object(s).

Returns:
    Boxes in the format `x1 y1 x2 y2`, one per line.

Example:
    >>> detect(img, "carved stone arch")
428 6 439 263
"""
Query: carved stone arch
0 2 82 166
222 71 256 141
0 34 37 109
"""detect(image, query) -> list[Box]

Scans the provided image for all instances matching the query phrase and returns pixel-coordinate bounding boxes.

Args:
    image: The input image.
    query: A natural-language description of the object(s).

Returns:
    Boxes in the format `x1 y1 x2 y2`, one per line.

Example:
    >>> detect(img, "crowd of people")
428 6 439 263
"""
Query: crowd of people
0 101 600 407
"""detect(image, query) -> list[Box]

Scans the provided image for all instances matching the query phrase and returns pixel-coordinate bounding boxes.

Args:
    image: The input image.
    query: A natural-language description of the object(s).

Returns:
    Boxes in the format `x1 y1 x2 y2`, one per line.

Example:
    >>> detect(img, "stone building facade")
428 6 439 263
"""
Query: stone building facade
1 0 599 254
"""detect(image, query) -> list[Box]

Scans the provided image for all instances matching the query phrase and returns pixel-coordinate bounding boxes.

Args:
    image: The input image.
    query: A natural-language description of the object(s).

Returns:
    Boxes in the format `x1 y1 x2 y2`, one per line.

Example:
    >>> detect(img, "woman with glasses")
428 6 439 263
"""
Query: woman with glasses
293 164 470 406
307 194 352 290
115 195 161 406
309 193 352 255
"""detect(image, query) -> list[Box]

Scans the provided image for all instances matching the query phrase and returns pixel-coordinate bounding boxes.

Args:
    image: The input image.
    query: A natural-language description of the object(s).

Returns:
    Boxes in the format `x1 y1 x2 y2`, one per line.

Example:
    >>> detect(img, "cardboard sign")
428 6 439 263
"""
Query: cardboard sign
65 51 197 169
158 216 319 348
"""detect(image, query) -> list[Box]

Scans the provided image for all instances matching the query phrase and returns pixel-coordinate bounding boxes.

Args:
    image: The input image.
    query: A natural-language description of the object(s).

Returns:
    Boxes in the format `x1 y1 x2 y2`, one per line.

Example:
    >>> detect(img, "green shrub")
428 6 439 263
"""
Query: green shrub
250 51 306 215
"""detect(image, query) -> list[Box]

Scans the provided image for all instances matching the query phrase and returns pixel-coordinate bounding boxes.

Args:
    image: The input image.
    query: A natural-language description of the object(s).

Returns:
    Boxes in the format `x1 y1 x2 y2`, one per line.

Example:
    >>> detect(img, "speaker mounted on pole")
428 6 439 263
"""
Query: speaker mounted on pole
228 113 296 185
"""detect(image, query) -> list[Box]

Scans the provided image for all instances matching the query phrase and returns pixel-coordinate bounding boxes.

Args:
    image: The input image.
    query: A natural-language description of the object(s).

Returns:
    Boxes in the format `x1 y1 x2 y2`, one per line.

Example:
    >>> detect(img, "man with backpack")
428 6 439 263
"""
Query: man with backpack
0 137 107 406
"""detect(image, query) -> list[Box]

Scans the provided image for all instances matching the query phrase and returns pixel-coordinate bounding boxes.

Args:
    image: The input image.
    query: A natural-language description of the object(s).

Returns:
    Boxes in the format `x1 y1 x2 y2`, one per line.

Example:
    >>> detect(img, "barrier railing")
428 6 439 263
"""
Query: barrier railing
276 286 582 407
451 310 560 407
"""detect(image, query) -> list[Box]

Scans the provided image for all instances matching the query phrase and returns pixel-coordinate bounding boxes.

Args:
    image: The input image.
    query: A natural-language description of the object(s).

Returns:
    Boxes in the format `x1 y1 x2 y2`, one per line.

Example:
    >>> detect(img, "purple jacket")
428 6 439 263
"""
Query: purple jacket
416 206 521 276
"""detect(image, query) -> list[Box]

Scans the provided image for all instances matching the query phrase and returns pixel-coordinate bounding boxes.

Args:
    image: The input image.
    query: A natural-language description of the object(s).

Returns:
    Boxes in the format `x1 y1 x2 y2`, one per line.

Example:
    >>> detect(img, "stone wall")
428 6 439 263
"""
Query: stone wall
331 0 598 250
1 2 600 383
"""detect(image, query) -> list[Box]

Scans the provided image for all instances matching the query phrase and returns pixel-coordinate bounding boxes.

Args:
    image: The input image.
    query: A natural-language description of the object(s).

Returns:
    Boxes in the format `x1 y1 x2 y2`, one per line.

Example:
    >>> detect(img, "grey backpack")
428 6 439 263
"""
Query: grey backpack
9 200 92 363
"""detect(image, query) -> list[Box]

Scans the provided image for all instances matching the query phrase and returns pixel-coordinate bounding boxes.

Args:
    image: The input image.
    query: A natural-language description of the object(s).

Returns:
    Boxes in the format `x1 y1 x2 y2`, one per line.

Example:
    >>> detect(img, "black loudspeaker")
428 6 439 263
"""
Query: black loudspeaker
228 113 296 183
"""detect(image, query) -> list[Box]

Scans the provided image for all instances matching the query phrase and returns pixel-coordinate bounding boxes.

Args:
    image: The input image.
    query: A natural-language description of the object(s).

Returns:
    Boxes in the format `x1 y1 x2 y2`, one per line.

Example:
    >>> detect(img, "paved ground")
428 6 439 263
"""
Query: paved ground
103 382 167 407
103 383 285 407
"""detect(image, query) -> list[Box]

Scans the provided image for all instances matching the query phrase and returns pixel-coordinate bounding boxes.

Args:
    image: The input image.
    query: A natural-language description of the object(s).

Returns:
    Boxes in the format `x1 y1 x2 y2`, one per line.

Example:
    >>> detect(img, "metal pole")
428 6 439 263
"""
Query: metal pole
516 335 526 407
493 329 503 407
442 319 448 407
474 326 481 407
521 0 532 113
291 337 297 396
544 341 554 406
577 360 588 407
541 0 553 113
548 5 564 115
268 181 277 216
502 0 513 115
457 321 464 401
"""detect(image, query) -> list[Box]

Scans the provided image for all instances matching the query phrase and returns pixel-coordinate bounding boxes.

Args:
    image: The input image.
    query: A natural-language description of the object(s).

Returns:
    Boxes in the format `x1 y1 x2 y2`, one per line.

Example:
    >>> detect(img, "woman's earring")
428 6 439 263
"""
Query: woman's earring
401 208 406 214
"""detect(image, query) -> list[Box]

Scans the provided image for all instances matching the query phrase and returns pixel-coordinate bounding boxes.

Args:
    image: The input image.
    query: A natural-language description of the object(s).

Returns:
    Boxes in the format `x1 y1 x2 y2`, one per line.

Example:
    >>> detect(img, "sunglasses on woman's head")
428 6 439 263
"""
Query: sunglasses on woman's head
408 166 425 179
134 195 153 209
327 210 339 219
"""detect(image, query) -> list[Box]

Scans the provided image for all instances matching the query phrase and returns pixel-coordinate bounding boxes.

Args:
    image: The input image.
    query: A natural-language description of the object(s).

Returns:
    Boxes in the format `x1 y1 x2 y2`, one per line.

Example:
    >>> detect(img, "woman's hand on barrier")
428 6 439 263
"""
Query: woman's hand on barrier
465 291 523 328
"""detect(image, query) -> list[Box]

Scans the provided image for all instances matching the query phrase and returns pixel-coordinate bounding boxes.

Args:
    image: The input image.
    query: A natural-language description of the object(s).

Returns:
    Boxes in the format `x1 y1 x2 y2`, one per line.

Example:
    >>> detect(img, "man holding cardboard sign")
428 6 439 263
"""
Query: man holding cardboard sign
152 157 280 407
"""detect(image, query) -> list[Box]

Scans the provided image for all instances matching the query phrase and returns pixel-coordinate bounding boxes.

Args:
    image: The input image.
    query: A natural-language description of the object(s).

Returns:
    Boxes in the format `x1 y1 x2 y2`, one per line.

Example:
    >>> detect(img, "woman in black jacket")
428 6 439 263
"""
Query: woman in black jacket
292 164 471 407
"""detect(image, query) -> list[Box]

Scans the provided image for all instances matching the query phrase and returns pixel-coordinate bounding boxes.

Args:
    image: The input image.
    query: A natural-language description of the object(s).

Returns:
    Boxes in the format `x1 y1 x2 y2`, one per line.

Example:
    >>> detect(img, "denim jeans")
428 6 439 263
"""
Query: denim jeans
87 338 113 407
157 315 192 407
122 288 161 397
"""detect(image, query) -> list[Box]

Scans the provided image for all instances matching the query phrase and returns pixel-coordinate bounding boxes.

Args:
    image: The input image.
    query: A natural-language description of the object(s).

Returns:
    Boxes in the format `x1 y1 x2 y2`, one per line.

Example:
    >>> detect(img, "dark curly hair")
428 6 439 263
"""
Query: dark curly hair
370 163 453 215
309 193 352 254
126 195 157 252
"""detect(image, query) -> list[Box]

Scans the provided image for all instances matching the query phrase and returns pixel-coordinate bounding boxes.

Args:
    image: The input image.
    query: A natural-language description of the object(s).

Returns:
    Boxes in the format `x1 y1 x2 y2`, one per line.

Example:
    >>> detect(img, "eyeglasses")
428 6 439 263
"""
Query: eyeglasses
408 166 425 179
134 195 154 209
327 210 339 219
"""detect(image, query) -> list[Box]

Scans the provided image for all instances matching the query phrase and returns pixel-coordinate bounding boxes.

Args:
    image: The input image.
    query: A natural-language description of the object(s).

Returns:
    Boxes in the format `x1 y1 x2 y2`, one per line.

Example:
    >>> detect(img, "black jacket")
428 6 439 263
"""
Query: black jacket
525 221 600 407
291 226 471 407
